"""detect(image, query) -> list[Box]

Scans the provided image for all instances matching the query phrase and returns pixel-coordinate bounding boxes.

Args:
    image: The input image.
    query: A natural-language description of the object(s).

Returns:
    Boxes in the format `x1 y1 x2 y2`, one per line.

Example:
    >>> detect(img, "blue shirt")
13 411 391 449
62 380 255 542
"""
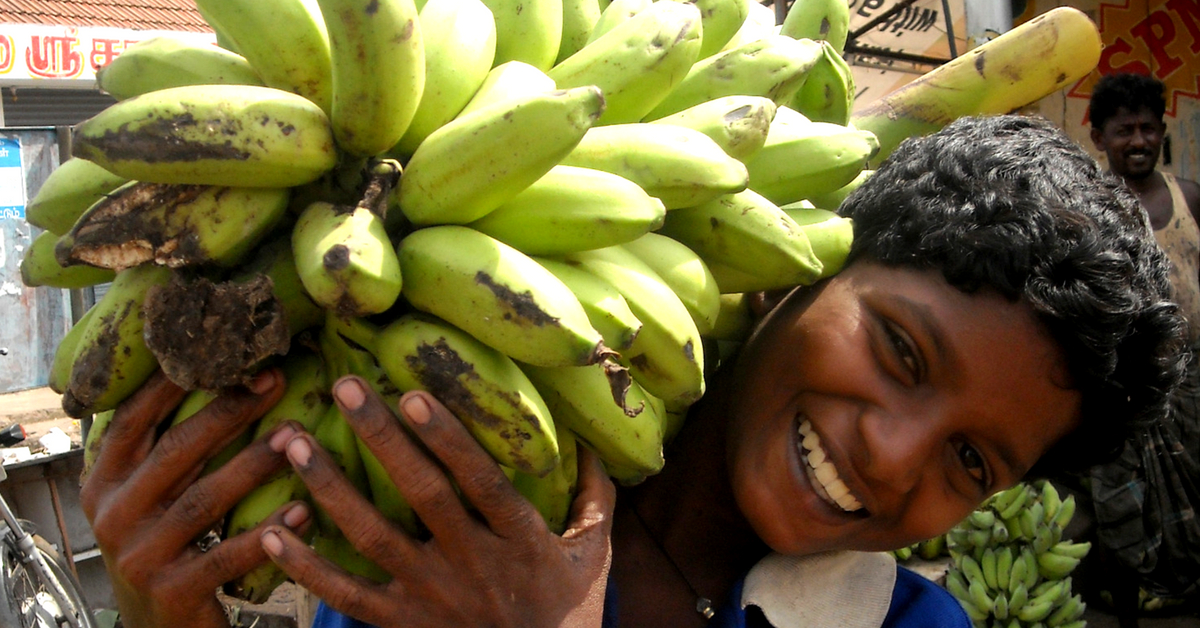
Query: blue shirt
309 564 970 628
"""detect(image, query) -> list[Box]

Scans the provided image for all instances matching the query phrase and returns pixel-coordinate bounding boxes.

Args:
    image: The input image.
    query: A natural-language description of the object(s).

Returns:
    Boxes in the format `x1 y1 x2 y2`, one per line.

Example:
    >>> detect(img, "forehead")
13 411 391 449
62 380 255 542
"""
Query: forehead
1102 106 1163 129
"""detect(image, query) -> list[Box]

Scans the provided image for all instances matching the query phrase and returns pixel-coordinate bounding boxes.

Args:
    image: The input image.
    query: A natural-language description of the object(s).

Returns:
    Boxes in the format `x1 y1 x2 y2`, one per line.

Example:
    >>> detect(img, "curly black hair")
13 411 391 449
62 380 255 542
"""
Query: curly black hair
1089 73 1166 130
838 114 1188 476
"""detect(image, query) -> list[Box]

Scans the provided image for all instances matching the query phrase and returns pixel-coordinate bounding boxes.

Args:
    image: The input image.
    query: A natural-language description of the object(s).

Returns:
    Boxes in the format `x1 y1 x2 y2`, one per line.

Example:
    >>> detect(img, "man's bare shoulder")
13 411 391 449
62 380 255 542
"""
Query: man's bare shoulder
1175 174 1200 220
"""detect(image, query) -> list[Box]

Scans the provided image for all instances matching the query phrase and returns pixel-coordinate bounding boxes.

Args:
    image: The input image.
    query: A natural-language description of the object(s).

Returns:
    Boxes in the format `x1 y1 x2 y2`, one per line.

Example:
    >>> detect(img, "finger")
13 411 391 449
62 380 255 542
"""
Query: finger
261 524 395 624
562 447 617 541
333 379 479 537
123 369 284 504
82 370 187 495
282 429 416 574
184 499 313 593
391 390 538 537
153 422 298 551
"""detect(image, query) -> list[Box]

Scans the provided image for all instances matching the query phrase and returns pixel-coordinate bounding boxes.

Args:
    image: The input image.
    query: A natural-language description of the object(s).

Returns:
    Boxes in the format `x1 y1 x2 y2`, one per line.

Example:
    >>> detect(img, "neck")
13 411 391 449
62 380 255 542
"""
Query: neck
1118 169 1161 197
626 371 770 601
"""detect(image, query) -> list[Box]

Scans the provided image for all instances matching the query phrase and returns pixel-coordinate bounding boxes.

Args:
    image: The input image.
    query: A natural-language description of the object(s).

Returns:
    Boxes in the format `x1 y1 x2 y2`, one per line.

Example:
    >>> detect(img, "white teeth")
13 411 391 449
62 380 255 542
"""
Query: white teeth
797 419 863 513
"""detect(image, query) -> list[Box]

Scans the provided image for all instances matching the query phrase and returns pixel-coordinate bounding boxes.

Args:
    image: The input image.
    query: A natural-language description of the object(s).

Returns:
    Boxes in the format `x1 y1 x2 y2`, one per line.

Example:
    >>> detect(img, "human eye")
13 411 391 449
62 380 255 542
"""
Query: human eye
882 321 922 384
954 440 989 488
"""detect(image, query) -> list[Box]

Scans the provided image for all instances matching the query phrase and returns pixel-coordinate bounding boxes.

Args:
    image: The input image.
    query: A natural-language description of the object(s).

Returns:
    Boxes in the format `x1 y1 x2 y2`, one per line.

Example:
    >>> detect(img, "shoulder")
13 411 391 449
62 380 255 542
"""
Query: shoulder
1175 176 1200 220
881 566 973 628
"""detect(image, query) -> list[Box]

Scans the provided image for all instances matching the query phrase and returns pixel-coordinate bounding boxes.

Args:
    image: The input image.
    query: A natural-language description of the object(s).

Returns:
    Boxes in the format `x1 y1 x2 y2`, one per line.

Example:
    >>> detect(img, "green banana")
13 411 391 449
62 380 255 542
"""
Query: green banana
566 246 706 406
959 553 986 586
967 578 995 617
479 0 562 70
555 0 602 64
621 233 720 336
1052 494 1077 529
642 35 823 120
1049 540 1091 560
48 307 98 395
523 358 665 476
1036 550 1081 580
1040 480 1063 524
373 312 561 476
981 547 999 591
72 84 338 188
534 257 642 352
231 235 325 338
395 85 604 226
997 483 1032 520
25 158 129 235
779 0 850 54
659 189 823 292
943 570 974 615
317 0 425 157
457 61 558 118
558 122 748 209
649 95 777 162
744 107 880 206
548 0 702 126
192 0 333 113
389 0 494 158
1046 594 1085 626
466 165 665 256
966 509 996 530
95 36 265 101
1022 547 1040 590
292 201 403 317
1007 582 1029 615
20 231 116 289
82 408 114 479
55 182 289 271
790 39 854 126
706 293 754 342
509 423 579 534
169 389 254 476
719 0 776 53
803 168 872 211
397 225 609 367
311 528 390 583
667 0 749 59
311 399 372 539
61 264 173 418
1009 548 1029 595
780 205 854 278
586 0 651 44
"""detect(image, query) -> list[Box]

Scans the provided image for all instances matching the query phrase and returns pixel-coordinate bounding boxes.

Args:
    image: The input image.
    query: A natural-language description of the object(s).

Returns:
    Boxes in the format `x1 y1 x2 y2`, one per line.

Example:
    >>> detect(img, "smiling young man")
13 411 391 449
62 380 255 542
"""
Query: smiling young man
80 115 1189 628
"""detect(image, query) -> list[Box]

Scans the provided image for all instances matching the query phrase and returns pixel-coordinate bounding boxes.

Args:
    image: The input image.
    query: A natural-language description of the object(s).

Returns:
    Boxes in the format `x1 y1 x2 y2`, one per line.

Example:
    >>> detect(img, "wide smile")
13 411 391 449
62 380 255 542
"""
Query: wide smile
797 419 865 513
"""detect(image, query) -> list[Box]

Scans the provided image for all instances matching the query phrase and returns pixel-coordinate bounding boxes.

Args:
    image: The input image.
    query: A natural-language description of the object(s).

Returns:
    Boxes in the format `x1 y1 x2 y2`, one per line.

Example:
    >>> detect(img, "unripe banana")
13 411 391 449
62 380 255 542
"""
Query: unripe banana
312 402 372 537
72 85 338 188
82 408 114 479
1007 581 1028 614
967 578 995 617
719 0 776 53
467 165 665 256
665 0 749 59
779 0 850 53
398 226 609 367
958 553 986 586
231 236 325 338
649 96 777 163
981 547 999 590
1009 548 1029 595
586 0 651 44
1036 550 1081 580
389 0 494 158
559 123 748 209
1052 494 1077 529
744 107 879 206
25 158 129 235
534 257 642 352
780 205 854 278
566 246 706 406
311 529 390 583
374 312 560 476
523 357 665 475
48 307 98 395
997 545 1013 590
803 168 871 211
1046 594 1084 626
317 0 425 157
170 389 253 476
458 61 557 118
56 182 289 271
61 264 173 418
292 201 402 317
192 0 333 113
659 189 822 292
510 424 579 534
790 39 854 126
555 0 602 64
95 36 265 101
21 231 116 289
706 293 754 342
1049 540 1091 560
480 0 562 70
967 509 996 530
621 233 720 336
395 85 604 225
997 483 1032 520
642 35 823 120
1040 480 1063 524
549 1 702 125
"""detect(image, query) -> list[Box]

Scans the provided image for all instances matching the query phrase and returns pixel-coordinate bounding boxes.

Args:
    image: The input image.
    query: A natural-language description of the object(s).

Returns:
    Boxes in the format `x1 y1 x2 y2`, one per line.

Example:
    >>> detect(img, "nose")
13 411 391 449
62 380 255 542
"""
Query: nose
856 401 941 495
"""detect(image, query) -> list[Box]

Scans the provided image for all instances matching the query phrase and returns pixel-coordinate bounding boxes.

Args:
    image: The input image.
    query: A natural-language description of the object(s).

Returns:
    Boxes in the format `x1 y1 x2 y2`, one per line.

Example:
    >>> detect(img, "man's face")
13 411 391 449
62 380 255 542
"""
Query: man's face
1091 106 1166 181
724 262 1081 555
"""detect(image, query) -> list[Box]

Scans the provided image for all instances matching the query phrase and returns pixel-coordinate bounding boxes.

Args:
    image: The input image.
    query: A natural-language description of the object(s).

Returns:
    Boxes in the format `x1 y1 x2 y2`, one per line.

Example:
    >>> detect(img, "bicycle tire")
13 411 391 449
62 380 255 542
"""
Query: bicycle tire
1 534 96 628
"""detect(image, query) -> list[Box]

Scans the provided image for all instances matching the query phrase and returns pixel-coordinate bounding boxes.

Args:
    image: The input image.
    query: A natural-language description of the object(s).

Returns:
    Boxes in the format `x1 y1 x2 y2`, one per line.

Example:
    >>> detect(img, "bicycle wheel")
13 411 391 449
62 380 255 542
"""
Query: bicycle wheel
0 533 96 628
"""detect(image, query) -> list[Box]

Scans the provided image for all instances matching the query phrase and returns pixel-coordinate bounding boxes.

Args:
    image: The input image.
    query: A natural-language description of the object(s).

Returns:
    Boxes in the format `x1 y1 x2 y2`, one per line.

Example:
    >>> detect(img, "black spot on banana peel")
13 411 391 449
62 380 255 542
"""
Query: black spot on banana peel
76 112 253 163
143 273 289 391
61 308 126 418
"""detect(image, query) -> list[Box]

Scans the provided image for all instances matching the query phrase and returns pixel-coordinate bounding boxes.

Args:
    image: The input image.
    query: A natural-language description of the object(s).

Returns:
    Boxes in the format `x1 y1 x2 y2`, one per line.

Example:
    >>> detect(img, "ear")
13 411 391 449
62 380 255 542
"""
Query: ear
1089 126 1106 153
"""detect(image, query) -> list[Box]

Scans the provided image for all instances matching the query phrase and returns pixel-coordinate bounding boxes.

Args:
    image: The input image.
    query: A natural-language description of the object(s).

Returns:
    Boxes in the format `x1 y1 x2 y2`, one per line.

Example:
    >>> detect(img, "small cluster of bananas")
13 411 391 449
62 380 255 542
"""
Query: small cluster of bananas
939 481 1091 628
25 0 877 604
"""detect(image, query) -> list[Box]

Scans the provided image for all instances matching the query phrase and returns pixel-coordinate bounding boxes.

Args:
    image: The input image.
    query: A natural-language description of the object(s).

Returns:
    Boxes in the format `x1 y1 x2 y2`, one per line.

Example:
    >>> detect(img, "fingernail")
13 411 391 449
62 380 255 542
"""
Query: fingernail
249 370 275 394
282 503 309 528
261 530 284 557
402 394 431 425
286 437 312 467
268 424 297 453
335 378 366 411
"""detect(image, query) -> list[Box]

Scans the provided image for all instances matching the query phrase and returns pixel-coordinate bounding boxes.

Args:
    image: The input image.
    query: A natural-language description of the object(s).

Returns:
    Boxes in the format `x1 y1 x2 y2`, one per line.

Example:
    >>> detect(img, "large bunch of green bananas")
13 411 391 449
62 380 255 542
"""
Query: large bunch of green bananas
28 0 878 603
934 481 1091 628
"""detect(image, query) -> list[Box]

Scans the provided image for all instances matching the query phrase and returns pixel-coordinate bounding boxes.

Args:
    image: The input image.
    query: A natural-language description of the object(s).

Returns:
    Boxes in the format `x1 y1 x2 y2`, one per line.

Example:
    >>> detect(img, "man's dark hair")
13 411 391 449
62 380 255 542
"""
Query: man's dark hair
1089 73 1167 130
839 114 1188 476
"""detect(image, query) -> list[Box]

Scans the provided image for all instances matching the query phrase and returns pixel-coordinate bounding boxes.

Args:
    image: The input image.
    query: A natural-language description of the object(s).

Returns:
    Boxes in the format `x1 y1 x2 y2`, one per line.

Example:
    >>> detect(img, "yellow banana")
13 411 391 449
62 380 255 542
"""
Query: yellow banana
649 95 777 162
20 231 116 289
25 158 129 235
621 233 720 336
95 36 264 101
